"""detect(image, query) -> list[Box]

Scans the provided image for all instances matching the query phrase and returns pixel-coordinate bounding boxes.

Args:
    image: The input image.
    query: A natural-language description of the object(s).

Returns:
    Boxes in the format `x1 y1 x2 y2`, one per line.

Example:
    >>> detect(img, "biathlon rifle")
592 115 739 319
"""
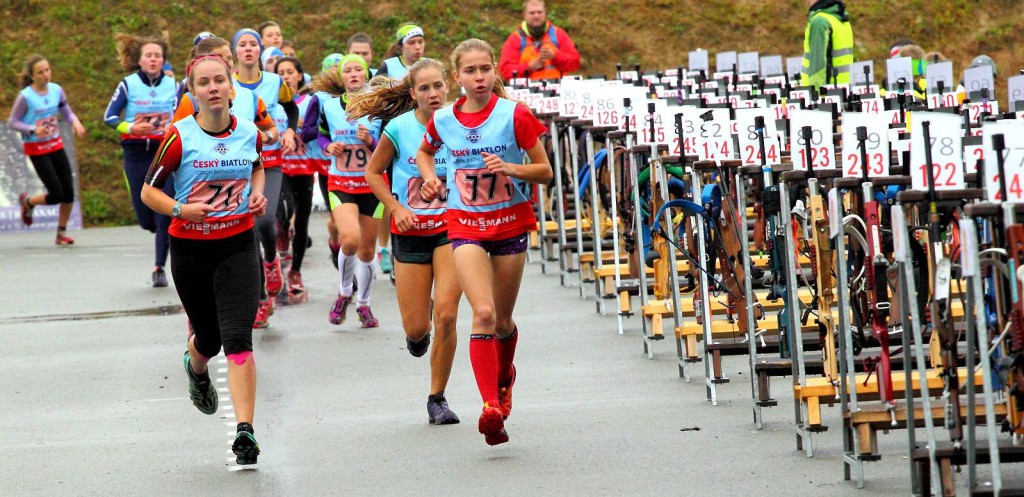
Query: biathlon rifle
920 120 964 445
757 116 790 357
993 133 1024 439
858 125 898 424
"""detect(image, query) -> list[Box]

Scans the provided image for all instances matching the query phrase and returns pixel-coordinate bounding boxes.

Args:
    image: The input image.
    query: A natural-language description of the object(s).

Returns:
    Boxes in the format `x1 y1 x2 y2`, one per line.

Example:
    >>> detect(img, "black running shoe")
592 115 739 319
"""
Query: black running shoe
183 351 217 415
232 423 260 465
427 393 460 425
407 333 431 357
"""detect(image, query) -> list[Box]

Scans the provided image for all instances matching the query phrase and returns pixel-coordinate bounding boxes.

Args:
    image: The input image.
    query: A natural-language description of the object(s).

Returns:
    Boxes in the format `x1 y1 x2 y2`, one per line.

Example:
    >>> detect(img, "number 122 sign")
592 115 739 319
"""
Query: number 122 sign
910 112 964 191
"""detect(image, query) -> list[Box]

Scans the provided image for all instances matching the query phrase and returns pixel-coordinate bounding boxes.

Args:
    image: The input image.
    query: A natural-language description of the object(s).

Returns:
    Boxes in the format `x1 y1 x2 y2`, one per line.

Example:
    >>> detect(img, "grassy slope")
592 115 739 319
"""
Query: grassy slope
2 0 1021 225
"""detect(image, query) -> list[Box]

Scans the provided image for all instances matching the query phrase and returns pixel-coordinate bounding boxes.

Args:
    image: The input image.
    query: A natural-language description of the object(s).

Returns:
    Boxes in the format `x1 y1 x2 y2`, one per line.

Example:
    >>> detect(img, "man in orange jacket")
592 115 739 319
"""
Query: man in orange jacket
499 0 581 81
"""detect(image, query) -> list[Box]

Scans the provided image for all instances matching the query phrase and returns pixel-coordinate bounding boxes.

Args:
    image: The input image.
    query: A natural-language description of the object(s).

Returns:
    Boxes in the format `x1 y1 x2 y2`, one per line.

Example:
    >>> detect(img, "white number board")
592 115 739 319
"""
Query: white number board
886 57 913 91
696 108 732 161
910 112 965 191
982 122 1024 202
789 110 836 171
841 112 890 178
736 107 780 166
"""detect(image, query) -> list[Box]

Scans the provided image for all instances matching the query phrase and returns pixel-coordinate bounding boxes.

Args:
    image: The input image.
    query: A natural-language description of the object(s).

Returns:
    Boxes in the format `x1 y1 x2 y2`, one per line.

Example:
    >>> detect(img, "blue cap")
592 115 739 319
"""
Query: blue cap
192 31 215 46
232 29 263 56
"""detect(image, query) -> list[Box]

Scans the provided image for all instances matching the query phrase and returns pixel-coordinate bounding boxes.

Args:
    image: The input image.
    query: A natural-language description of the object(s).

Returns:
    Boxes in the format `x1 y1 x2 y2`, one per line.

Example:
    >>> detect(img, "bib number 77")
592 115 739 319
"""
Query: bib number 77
455 169 528 207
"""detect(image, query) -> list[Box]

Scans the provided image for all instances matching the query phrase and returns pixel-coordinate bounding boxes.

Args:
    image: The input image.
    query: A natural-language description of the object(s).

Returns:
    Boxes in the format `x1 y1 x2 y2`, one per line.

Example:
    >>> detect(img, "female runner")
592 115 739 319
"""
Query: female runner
300 54 344 268
8 54 86 244
141 53 267 465
352 58 460 424
416 39 551 445
375 24 427 271
310 55 382 328
377 24 426 80
233 28 299 324
172 34 282 328
275 56 316 302
104 33 177 285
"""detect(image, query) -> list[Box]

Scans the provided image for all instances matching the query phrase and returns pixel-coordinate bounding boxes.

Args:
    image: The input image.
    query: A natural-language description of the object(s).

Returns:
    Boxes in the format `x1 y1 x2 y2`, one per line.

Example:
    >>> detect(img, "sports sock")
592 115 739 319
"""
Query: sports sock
469 334 500 404
496 327 518 385
355 258 376 305
339 253 356 297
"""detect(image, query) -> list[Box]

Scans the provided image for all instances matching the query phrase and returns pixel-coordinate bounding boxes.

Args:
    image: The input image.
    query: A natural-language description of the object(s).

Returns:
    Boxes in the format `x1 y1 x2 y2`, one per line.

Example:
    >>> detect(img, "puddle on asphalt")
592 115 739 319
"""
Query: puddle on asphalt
0 305 184 324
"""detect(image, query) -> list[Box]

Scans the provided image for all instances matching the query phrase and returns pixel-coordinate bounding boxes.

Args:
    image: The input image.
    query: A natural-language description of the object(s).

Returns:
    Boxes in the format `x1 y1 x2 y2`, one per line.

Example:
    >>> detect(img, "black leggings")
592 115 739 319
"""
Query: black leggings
278 173 315 272
123 141 172 267
255 167 283 264
29 149 74 205
170 230 260 358
318 173 331 215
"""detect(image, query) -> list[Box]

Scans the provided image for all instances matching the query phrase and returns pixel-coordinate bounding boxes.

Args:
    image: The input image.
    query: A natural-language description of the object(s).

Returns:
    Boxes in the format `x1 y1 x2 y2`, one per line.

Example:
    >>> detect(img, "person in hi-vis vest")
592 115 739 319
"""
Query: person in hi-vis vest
800 0 853 89
498 0 580 81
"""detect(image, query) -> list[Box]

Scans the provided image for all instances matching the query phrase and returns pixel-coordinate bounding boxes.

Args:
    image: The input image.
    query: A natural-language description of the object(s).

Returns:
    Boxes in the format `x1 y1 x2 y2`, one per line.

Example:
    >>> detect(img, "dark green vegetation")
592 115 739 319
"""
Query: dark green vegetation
2 0 1019 225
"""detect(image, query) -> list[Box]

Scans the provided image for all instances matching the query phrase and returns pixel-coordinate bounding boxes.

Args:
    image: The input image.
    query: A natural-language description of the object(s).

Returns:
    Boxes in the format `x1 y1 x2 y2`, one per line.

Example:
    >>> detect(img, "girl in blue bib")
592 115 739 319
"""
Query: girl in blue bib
311 55 384 329
7 54 86 245
104 33 178 286
417 39 552 446
141 54 268 467
352 58 461 425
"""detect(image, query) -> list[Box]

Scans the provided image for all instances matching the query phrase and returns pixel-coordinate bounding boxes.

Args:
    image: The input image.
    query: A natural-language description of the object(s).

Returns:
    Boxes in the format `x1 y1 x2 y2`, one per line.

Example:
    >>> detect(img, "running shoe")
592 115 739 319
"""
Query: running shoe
329 294 352 325
232 423 260 465
55 233 74 245
275 221 290 254
152 267 168 288
407 333 431 357
378 247 393 274
498 365 517 420
287 271 307 304
427 392 460 425
264 258 284 297
18 193 33 226
478 401 509 446
329 238 341 269
356 305 379 328
183 351 218 415
253 300 271 329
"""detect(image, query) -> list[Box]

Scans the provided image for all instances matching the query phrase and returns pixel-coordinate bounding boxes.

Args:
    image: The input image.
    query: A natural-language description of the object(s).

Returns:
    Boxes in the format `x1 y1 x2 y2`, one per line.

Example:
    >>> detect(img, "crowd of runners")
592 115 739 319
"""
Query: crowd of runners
6 0 574 465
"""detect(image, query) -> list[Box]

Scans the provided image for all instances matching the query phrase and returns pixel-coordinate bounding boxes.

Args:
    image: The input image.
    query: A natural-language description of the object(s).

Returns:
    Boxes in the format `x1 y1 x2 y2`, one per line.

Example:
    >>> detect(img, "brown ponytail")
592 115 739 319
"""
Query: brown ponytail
114 32 169 73
346 58 447 121
19 54 46 88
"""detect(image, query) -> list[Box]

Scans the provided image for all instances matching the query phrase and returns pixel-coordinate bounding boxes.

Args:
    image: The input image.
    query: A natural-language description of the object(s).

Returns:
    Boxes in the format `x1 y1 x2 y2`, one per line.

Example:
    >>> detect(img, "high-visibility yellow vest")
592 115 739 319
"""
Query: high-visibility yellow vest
801 11 854 87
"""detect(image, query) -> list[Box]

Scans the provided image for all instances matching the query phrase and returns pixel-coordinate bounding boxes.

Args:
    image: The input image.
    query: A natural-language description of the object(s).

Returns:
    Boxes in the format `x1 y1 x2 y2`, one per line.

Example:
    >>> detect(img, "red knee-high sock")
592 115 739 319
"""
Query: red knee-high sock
469 335 500 404
496 327 518 385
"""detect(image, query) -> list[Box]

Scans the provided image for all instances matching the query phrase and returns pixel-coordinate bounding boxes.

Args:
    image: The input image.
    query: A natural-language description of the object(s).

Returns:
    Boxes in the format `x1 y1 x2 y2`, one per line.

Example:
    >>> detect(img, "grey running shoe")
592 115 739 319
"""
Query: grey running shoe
427 393 460 425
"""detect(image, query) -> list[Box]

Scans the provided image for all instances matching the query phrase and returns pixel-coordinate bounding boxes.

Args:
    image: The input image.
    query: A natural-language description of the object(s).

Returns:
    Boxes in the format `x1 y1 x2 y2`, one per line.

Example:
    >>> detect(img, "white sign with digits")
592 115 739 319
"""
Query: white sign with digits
964 143 984 174
1009 75 1024 108
738 52 759 75
736 107 780 166
787 57 803 78
663 106 699 156
925 61 954 95
982 122 1024 203
886 57 913 92
717 52 737 73
850 61 874 86
842 112 890 178
910 112 964 191
760 55 783 77
789 110 836 171
964 65 995 96
696 108 733 161
689 50 709 73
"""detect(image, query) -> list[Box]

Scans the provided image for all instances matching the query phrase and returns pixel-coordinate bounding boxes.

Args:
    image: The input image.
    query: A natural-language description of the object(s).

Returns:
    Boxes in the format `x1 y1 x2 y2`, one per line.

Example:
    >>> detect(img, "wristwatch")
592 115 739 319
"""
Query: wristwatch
171 202 182 218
